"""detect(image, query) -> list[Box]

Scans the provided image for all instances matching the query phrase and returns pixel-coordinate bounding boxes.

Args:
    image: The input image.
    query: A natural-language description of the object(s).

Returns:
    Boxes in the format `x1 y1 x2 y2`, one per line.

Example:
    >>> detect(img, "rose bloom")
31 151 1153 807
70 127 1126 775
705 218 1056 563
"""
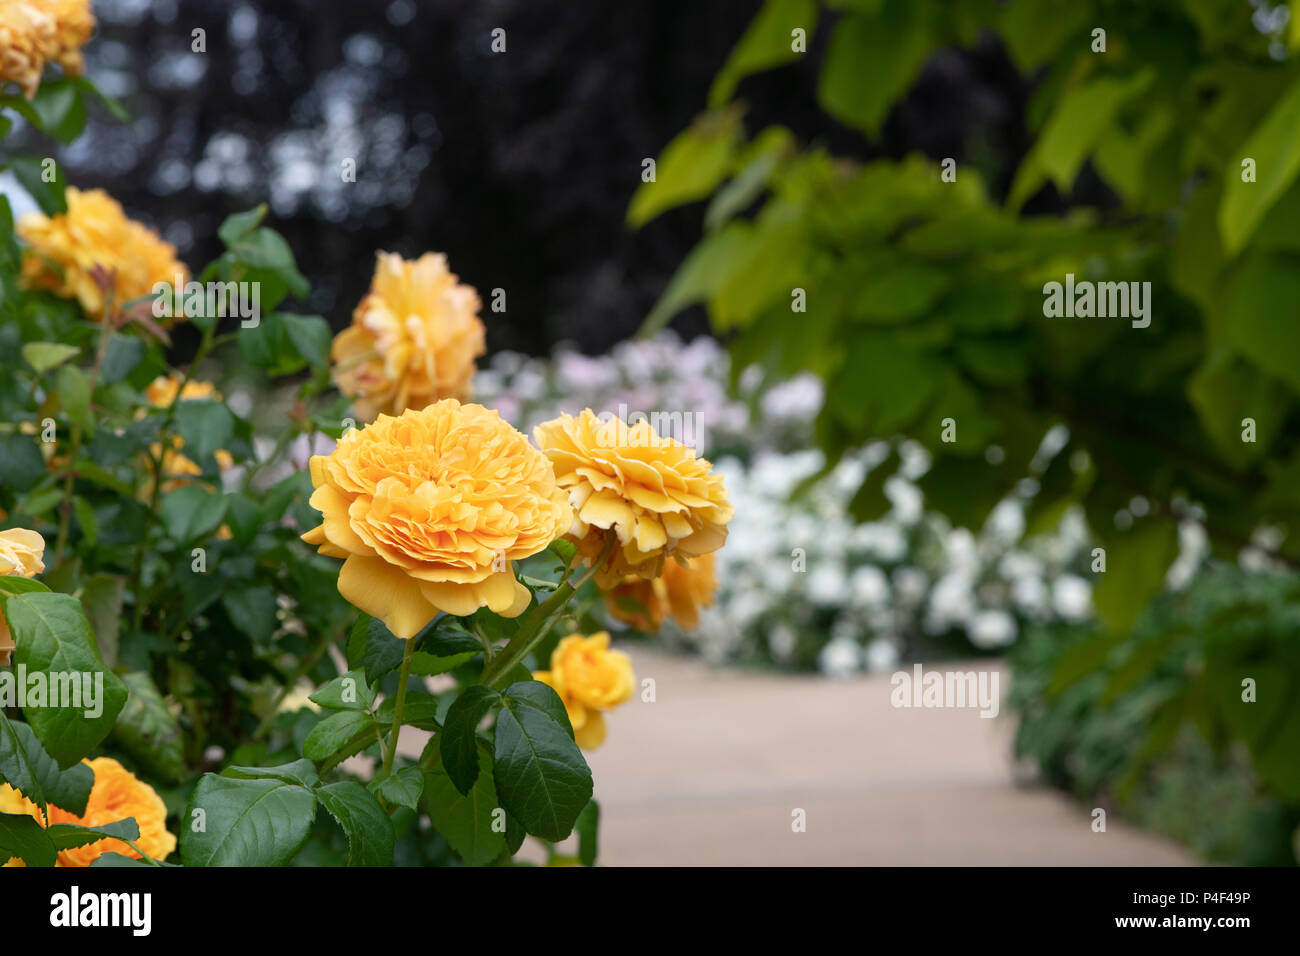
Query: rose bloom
533 409 733 588
301 400 571 638
332 252 486 421
606 551 717 632
0 3 54 98
534 632 635 750
0 758 176 867
19 187 188 321
37 0 95 75
0 527 45 667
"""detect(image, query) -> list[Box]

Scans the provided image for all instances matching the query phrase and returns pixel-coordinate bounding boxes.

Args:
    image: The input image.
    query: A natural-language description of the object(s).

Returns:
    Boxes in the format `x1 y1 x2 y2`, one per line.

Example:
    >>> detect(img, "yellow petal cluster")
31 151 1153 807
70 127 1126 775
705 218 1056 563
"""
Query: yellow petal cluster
606 551 717 632
0 0 91 99
0 757 176 867
534 632 635 750
332 252 486 422
18 187 188 322
301 400 572 638
0 527 45 667
0 4 53 98
533 409 733 588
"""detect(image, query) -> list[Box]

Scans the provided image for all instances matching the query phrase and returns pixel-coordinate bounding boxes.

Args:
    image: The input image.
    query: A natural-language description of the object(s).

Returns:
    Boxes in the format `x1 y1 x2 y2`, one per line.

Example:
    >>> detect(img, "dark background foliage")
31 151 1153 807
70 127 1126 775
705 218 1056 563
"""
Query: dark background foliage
8 0 1075 355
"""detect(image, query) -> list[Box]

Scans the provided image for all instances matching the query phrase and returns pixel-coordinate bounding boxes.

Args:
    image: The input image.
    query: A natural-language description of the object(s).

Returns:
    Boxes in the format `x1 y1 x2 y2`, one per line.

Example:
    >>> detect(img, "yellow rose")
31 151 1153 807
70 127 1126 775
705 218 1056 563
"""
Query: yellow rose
0 527 45 667
332 252 486 421
301 400 572 638
606 551 717 632
19 187 188 321
0 3 54 98
534 632 635 750
37 0 94 75
533 409 733 588
0 757 176 867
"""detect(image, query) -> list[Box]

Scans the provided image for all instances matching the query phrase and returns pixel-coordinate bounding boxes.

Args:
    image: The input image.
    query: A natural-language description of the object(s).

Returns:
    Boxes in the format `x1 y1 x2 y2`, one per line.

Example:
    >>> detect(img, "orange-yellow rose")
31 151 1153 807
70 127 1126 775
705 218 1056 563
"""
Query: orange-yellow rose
332 252 486 421
301 400 572 638
0 527 45 667
37 0 94 75
533 409 733 588
534 632 635 750
0 757 176 867
19 187 188 321
607 551 717 632
0 4 54 98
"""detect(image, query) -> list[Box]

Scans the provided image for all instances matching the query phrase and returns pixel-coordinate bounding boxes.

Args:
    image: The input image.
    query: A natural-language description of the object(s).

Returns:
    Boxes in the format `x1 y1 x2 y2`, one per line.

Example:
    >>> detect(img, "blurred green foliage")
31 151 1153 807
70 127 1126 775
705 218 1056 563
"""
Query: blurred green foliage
1010 567 1300 865
634 0 1300 635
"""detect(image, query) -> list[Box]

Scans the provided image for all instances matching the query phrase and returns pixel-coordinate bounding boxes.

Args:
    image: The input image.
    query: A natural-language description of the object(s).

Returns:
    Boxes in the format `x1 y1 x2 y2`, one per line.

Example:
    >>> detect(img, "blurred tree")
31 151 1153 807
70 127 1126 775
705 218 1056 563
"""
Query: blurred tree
636 0 1300 637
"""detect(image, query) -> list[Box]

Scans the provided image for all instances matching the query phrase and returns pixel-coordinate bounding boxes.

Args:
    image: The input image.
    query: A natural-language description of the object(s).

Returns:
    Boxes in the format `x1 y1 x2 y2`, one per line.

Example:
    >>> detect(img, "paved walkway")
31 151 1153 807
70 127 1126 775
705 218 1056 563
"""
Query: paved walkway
577 647 1194 866
395 646 1193 865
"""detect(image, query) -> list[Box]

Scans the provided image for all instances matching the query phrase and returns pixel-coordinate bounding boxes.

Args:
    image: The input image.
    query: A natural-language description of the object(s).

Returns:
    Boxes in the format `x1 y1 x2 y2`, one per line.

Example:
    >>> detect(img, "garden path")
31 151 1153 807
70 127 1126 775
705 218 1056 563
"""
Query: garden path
397 648 1194 865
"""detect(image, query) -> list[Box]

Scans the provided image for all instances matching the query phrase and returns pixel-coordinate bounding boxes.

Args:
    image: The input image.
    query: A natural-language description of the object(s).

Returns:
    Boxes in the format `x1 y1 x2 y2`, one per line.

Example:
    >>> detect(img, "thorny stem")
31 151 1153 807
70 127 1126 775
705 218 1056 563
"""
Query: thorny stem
380 637 417 780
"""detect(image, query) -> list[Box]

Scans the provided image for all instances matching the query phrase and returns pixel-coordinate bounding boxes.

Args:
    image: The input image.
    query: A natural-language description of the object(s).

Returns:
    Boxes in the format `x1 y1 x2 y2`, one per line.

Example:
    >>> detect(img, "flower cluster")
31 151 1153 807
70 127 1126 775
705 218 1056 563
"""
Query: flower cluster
18 187 188 321
331 252 486 422
0 0 93 98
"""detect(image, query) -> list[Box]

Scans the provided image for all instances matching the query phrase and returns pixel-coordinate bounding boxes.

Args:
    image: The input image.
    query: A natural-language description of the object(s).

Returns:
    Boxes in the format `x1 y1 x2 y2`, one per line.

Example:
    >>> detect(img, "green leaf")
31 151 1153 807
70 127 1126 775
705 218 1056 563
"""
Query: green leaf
230 228 310 299
0 710 93 819
31 79 87 143
223 759 320 789
309 670 375 712
21 342 79 374
220 584 277 645
159 485 228 543
440 685 501 795
174 399 234 462
46 818 140 852
627 109 742 227
1219 75 1300 257
281 314 332 368
424 741 507 866
99 334 145 384
56 364 93 435
181 773 317 866
302 710 373 762
4 591 128 768
709 0 818 107
1223 251 1300 396
7 155 67 216
1010 69 1156 209
218 205 268 248
370 765 424 811
493 681 593 842
111 672 185 784
640 223 751 336
576 798 600 866
0 434 48 491
0 811 56 867
817 1 936 138
1092 520 1179 633
316 780 395 866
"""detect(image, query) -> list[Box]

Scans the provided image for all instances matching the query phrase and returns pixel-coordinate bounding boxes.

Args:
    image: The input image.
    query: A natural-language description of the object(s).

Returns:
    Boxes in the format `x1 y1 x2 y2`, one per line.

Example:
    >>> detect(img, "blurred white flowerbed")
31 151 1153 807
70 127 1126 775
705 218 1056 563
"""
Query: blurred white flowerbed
472 332 1115 675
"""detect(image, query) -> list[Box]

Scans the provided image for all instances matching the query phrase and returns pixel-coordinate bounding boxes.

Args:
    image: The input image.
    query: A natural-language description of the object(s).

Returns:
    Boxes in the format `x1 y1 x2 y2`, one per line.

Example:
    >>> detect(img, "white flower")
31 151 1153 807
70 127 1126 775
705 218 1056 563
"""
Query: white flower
850 565 890 607
864 636 900 672
967 609 1017 649
818 636 861 678
1052 575 1092 620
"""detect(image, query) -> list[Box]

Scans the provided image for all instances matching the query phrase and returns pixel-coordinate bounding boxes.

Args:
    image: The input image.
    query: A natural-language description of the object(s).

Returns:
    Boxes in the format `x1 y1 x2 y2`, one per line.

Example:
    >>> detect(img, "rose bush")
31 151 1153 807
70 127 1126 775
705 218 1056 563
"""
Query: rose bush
0 19 732 867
